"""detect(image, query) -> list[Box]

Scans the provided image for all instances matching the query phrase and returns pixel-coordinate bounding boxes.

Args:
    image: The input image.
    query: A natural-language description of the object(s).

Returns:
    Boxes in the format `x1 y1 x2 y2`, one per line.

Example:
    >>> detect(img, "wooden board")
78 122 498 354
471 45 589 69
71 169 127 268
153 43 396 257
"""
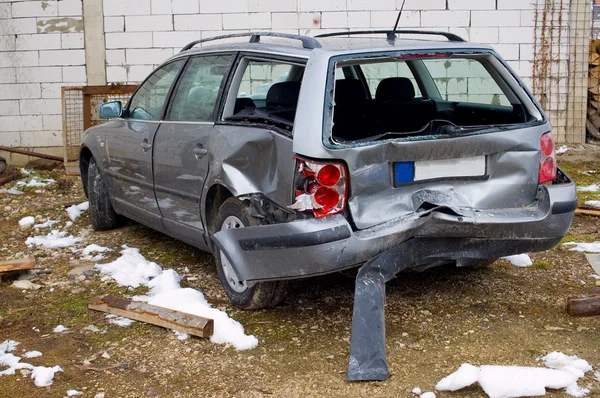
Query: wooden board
0 257 36 273
89 295 214 338
567 295 600 317
576 207 600 217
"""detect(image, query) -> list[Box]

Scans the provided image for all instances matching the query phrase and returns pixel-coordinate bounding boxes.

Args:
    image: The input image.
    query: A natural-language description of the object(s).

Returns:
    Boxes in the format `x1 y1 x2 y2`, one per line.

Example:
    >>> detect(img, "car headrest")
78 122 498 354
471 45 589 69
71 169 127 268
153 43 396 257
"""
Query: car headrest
375 77 416 102
266 81 301 107
335 79 368 103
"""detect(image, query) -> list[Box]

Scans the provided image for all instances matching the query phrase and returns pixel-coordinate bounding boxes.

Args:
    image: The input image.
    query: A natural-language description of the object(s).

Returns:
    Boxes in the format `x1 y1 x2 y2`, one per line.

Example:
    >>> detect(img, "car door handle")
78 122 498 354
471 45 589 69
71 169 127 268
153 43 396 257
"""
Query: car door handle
140 140 151 151
193 145 208 159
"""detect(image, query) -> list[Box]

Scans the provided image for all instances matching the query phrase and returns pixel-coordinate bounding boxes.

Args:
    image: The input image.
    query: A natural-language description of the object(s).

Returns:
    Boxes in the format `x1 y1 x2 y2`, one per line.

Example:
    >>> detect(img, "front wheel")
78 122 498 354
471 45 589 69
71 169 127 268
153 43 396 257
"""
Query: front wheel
213 197 288 310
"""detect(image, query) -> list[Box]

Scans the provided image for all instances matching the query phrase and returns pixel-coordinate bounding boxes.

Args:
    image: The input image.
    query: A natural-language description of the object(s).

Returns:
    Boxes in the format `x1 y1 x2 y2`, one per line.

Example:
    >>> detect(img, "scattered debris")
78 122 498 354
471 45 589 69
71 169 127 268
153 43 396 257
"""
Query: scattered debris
89 295 213 338
435 352 592 398
66 201 89 221
501 254 533 267
567 295 600 317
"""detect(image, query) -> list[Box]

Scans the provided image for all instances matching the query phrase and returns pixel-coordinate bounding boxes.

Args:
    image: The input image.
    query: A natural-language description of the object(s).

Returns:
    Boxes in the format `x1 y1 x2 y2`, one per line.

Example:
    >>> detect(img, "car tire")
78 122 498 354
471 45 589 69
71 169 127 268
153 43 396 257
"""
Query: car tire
88 157 121 231
213 197 288 310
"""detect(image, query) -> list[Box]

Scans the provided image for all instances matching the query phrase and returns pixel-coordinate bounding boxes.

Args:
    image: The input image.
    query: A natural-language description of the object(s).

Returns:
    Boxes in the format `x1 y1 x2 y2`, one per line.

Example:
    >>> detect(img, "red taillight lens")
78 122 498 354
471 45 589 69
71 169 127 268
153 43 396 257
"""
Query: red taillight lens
538 132 557 184
289 157 348 218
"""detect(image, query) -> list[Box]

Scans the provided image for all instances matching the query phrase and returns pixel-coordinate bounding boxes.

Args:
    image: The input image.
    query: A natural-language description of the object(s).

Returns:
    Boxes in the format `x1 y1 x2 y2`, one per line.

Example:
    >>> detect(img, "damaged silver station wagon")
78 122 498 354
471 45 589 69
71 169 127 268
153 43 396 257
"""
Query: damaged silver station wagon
81 30 576 362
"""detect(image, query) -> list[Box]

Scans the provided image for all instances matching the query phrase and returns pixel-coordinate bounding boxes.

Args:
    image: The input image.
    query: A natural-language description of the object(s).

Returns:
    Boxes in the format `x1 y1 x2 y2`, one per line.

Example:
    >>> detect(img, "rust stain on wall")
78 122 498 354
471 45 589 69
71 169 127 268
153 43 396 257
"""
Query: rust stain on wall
37 17 83 33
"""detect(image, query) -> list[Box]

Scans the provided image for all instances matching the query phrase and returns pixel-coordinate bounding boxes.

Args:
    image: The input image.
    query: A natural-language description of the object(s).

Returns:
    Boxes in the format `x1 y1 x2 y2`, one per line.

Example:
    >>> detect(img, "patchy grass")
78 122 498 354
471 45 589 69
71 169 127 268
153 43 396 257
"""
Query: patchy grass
531 260 553 270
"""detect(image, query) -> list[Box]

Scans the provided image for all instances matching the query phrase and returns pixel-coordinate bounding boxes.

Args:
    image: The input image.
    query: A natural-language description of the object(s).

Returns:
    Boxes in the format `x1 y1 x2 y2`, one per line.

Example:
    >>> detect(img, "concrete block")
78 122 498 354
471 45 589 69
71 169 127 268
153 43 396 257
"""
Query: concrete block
127 65 154 82
200 0 248 13
104 16 125 32
61 33 84 49
20 99 62 115
0 115 43 132
40 50 86 66
0 68 16 84
421 10 470 27
151 0 172 14
321 12 348 29
16 67 62 83
16 34 61 51
105 50 126 65
12 1 57 18
497 0 536 10
0 18 38 35
103 0 151 16
41 83 68 98
61 66 86 82
223 13 250 30
173 0 199 14
0 84 41 100
106 66 127 82
0 131 20 146
105 32 153 49
42 114 63 130
448 0 495 9
21 130 62 147
499 27 534 44
402 0 446 10
299 0 345 12
125 15 174 32
249 0 296 12
12 52 40 67
348 11 370 28
153 31 200 48
0 3 10 19
467 27 498 44
0 36 16 52
58 0 83 16
36 17 84 33
492 44 520 61
471 11 521 27
126 48 173 65
348 0 394 11
372 10 419 28
249 13 271 29
0 100 20 116
174 14 222 31
519 44 535 61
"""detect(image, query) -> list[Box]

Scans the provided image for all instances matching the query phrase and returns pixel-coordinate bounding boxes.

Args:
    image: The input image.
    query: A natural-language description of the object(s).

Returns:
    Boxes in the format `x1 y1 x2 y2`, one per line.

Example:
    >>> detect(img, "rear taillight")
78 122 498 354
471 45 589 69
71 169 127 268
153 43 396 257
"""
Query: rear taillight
538 132 557 184
289 157 347 218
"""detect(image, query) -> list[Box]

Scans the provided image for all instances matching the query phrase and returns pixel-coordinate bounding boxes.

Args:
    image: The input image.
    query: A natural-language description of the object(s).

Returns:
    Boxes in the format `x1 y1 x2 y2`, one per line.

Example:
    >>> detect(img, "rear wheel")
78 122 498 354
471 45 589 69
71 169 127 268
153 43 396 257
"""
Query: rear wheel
88 157 120 231
214 197 288 310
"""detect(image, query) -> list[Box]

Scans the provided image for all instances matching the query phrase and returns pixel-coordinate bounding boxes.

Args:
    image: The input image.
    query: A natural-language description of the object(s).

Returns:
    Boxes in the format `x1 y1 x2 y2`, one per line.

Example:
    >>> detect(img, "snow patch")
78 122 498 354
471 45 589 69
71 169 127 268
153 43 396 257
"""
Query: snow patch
96 247 258 350
556 145 568 155
16 177 55 188
23 351 42 358
66 201 89 221
66 390 84 396
0 340 61 387
18 216 35 228
33 219 59 229
501 254 533 267
420 393 436 398
82 244 111 256
26 230 82 249
30 365 63 387
174 331 189 341
563 242 600 253
585 200 600 209
106 314 135 327
0 188 24 195
577 184 600 192
436 352 592 398
412 387 422 395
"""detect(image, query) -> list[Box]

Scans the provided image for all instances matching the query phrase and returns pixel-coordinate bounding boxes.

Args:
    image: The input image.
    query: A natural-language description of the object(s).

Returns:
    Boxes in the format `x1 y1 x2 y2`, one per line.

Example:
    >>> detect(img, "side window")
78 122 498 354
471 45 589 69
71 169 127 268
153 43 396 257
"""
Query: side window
236 60 300 108
167 55 233 122
127 60 185 121
360 61 422 98
422 58 511 106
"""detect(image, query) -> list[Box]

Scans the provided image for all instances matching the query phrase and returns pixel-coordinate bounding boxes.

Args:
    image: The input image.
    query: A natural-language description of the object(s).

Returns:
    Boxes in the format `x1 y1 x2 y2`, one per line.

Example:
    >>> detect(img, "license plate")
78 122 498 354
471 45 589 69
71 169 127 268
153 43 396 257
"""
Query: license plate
395 156 486 185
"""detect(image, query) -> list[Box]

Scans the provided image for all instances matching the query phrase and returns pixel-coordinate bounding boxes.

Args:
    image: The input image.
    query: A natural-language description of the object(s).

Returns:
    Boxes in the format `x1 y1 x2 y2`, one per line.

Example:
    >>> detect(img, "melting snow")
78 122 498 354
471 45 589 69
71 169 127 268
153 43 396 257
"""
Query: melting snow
53 325 68 333
30 365 63 387
18 216 35 228
577 184 600 192
106 314 135 327
82 244 111 256
66 390 84 396
20 168 32 176
563 242 600 253
585 200 600 209
66 201 89 221
0 340 61 387
174 330 190 340
23 351 42 358
33 219 59 229
420 393 436 398
436 352 592 398
556 145 569 155
96 247 259 350
0 188 24 195
26 230 82 249
16 177 55 188
501 254 533 267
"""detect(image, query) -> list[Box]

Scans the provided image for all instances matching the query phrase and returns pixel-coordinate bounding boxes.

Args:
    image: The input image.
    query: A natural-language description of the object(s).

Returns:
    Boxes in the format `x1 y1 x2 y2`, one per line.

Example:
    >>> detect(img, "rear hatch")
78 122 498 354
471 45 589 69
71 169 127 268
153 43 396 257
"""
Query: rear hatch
292 50 554 230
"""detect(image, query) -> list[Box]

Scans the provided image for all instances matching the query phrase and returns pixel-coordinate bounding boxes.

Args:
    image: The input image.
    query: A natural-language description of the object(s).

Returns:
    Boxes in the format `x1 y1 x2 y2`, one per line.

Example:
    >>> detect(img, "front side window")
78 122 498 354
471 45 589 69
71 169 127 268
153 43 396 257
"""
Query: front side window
127 60 185 121
167 55 233 122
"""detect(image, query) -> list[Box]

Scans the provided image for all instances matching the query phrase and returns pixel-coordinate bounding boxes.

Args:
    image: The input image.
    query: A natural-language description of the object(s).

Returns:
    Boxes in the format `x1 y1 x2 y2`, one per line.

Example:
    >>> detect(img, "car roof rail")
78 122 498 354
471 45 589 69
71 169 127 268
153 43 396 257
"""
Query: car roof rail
180 31 322 52
315 30 467 43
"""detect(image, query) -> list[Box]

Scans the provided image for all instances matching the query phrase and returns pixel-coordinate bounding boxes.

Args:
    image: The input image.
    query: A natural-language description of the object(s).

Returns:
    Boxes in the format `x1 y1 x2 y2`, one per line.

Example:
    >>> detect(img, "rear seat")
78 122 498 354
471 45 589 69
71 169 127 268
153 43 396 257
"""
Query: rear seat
374 77 436 133
332 79 374 140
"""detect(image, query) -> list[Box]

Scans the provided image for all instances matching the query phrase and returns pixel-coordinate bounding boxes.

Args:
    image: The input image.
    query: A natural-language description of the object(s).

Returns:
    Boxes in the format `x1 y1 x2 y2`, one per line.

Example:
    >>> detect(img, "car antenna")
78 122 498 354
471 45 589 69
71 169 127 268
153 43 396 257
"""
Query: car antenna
388 0 406 44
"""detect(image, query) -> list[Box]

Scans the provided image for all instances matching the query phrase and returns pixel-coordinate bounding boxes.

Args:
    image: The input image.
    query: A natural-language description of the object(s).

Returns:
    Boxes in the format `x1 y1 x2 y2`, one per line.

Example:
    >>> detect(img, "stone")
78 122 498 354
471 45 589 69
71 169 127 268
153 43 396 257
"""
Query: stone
67 262 95 280
11 280 41 290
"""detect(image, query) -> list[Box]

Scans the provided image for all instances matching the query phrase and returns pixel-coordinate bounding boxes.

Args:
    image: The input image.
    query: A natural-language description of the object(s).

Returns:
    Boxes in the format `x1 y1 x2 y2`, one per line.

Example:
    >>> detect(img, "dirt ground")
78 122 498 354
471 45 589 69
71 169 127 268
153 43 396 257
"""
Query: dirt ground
1 148 600 398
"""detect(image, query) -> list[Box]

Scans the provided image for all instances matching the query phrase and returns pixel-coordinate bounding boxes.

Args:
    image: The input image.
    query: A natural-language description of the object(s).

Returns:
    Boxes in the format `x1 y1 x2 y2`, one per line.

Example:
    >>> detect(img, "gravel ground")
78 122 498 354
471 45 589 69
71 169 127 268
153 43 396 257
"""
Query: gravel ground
0 153 599 398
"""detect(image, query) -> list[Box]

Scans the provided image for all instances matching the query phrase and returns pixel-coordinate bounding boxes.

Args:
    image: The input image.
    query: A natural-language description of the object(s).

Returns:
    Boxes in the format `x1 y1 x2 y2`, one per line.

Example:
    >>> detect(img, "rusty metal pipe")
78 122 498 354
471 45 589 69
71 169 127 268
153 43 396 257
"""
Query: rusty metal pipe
0 146 64 162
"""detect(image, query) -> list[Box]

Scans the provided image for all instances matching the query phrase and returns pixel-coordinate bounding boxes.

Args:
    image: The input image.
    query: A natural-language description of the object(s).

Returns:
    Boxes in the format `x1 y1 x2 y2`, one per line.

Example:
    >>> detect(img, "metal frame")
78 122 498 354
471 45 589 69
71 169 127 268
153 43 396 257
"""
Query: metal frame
180 32 322 52
315 30 467 43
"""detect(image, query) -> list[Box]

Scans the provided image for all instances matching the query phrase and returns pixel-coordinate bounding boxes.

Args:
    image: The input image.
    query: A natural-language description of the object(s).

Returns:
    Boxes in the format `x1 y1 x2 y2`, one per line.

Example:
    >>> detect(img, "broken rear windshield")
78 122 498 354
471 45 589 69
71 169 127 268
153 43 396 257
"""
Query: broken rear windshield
327 52 542 145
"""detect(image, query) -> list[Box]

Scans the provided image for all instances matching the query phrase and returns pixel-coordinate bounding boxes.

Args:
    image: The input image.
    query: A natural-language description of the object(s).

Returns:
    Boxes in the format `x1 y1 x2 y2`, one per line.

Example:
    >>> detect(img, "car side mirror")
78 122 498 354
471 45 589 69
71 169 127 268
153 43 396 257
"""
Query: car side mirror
99 101 123 119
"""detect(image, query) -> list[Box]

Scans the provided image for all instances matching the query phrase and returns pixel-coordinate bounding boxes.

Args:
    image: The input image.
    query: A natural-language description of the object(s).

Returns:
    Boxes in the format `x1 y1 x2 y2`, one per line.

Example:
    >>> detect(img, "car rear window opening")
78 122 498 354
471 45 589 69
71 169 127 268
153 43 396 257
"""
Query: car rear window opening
329 53 541 144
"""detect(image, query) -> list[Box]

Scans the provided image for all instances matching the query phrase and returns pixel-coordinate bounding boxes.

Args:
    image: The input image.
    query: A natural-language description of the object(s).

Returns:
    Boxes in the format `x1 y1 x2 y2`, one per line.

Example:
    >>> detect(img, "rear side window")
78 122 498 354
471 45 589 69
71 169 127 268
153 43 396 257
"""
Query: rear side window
127 60 185 121
422 58 510 106
167 55 233 122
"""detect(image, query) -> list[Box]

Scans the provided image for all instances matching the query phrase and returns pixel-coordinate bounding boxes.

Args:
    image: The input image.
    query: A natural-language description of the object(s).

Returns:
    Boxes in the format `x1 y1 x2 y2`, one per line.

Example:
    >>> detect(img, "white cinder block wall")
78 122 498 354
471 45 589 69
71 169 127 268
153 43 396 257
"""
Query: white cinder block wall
0 0 582 154
0 0 87 153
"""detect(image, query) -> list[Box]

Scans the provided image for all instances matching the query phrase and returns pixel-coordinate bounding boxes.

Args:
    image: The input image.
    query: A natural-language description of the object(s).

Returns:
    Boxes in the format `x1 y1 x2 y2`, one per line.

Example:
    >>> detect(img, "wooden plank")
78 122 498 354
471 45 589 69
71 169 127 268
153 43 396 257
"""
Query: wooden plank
89 295 214 338
0 257 36 273
567 295 600 317
576 208 600 217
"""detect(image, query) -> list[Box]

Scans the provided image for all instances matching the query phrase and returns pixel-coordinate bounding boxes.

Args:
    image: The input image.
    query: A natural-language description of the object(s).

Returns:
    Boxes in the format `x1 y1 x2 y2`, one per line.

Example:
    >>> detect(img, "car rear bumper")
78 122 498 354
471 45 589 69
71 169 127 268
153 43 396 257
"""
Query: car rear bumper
211 170 577 282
